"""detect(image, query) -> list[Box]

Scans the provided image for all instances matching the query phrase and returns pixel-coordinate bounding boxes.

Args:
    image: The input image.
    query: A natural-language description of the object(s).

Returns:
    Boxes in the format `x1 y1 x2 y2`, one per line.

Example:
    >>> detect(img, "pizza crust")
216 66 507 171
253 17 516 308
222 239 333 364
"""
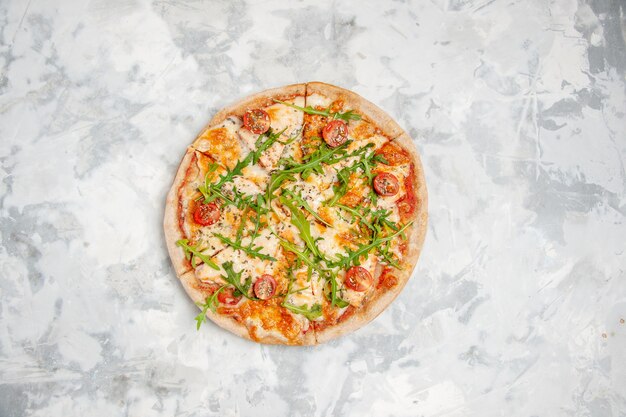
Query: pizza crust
178 270 250 340
163 147 196 278
306 81 405 139
208 83 306 127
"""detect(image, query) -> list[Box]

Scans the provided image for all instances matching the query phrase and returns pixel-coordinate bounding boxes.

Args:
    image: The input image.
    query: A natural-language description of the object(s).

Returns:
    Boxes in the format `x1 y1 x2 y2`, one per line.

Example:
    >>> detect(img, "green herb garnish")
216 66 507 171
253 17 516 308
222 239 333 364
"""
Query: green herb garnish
282 188 331 226
279 195 321 258
195 286 226 330
176 239 219 270
214 233 276 261
221 261 257 300
283 302 323 320
274 99 362 121
330 221 413 268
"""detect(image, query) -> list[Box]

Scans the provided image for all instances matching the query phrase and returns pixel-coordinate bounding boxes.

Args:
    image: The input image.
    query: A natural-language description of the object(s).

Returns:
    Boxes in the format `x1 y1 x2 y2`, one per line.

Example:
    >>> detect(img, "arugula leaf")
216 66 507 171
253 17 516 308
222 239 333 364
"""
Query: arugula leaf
176 239 219 270
283 302 323 320
329 221 413 268
282 188 331 226
283 140 352 175
266 171 296 204
221 261 257 300
278 239 325 275
199 128 290 208
277 238 349 308
326 167 351 207
370 208 399 232
279 196 321 258
267 140 361 205
335 204 375 232
195 286 226 330
252 127 287 165
273 99 362 121
213 233 277 261
327 273 350 308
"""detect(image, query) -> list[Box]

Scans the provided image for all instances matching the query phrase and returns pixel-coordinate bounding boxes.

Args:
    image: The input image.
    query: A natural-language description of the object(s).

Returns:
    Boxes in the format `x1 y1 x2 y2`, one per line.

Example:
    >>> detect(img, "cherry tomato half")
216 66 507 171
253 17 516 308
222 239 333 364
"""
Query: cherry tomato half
373 172 400 197
322 120 348 148
344 266 372 292
193 202 220 226
217 287 242 306
243 109 271 134
253 274 276 300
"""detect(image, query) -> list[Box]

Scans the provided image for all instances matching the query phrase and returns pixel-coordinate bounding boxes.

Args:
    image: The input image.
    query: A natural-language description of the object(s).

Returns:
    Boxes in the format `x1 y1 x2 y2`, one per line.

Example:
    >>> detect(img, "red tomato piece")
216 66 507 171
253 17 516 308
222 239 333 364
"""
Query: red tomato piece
322 120 348 148
193 202 220 226
344 266 372 292
243 109 271 134
253 274 276 300
373 172 400 196
217 287 242 306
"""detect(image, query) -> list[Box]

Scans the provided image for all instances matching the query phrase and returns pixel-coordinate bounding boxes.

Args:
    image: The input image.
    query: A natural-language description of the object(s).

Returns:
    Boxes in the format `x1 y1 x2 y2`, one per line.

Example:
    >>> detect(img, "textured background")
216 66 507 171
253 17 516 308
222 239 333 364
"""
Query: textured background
1 0 626 416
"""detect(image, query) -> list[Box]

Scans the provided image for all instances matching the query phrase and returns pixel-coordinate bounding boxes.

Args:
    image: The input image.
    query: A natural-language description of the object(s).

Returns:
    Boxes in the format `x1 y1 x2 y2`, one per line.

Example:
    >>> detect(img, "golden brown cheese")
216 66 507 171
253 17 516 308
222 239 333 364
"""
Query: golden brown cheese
239 299 304 344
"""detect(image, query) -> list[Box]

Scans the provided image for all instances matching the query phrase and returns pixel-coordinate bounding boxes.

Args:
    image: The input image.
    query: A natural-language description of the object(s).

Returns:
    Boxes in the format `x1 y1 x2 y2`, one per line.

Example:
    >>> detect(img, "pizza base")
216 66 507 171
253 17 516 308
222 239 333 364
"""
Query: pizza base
163 148 196 278
164 82 428 345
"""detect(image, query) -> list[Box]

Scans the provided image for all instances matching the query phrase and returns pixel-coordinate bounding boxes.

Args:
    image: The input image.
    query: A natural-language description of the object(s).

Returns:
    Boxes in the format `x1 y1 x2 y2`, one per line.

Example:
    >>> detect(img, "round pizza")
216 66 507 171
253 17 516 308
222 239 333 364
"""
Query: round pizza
164 82 428 345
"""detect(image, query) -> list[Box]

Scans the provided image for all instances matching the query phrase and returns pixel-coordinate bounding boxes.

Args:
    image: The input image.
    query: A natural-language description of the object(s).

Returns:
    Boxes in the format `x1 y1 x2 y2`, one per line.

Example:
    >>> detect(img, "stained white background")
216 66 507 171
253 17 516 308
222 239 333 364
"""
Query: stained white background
1 0 625 416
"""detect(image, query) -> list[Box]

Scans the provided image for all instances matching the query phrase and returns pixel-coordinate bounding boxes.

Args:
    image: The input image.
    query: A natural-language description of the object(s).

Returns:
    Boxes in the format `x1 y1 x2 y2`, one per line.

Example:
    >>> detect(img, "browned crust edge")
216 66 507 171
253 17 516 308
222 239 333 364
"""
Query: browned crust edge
208 83 306 127
179 270 316 346
178 270 251 341
163 147 196 278
315 132 428 344
305 81 404 139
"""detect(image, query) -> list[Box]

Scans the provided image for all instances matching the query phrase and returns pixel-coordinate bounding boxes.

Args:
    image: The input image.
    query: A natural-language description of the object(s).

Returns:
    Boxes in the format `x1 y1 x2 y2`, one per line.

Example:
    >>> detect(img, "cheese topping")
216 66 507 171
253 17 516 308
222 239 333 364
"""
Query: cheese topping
174 90 418 344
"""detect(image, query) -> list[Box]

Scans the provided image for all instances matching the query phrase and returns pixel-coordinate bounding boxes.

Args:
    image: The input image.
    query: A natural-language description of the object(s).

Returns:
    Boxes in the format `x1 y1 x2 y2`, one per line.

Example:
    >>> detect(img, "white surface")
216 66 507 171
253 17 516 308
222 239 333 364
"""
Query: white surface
1 0 626 415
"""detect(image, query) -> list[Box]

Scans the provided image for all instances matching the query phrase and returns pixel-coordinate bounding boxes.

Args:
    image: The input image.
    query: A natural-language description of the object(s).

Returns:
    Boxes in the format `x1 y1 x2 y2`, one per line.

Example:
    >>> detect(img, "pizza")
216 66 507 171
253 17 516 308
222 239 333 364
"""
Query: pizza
164 82 427 345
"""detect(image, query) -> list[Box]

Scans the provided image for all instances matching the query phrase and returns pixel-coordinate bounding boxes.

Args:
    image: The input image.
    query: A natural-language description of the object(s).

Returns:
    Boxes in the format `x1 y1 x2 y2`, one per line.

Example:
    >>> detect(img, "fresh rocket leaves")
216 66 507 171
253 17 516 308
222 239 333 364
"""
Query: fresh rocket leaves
330 221 413 269
273 99 362 122
221 261 257 300
199 128 288 208
279 196 321 258
195 286 226 330
176 239 219 270
326 167 351 207
267 140 352 203
277 239 349 308
213 233 276 261
282 188 330 226
283 302 322 320
278 239 324 275
324 143 387 207
252 127 288 165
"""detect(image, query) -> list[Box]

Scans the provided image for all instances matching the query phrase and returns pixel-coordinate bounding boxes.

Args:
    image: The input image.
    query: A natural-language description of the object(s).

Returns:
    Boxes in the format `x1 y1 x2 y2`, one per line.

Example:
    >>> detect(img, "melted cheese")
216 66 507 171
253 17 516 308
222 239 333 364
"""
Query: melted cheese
338 253 378 307
225 175 263 198
242 164 269 190
311 209 361 259
194 247 270 287
306 93 332 109
192 117 250 169
240 228 280 262
240 299 308 344
238 97 305 170
285 268 324 309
